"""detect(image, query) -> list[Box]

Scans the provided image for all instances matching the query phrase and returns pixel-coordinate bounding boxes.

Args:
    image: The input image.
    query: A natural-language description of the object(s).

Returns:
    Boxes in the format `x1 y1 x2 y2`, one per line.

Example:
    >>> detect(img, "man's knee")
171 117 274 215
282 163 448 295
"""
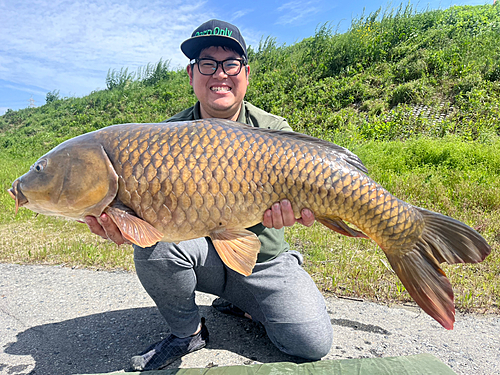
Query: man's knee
134 240 206 266
265 319 333 360
133 242 177 262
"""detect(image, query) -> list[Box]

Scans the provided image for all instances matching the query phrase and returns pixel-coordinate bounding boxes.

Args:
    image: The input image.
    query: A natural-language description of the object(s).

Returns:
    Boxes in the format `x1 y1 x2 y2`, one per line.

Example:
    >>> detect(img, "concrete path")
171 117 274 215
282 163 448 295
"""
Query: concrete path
1 263 499 375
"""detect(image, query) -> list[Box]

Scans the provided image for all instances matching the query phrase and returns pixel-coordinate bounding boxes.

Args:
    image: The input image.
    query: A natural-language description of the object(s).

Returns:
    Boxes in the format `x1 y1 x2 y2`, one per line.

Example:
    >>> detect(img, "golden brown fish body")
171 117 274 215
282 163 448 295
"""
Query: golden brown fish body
100 120 419 246
8 119 491 330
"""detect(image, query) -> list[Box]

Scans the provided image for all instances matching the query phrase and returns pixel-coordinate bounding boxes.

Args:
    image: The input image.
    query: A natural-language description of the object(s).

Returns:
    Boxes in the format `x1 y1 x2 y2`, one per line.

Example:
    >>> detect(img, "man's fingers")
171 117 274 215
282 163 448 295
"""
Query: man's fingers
262 209 273 228
98 214 129 245
85 216 107 239
264 200 315 229
280 200 296 227
85 214 131 245
297 208 315 227
271 202 284 229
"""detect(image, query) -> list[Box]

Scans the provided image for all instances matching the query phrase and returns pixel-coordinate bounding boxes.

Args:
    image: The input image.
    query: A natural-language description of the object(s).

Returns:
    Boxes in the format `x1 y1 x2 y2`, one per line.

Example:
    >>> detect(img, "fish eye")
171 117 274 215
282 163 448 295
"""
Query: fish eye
32 159 47 172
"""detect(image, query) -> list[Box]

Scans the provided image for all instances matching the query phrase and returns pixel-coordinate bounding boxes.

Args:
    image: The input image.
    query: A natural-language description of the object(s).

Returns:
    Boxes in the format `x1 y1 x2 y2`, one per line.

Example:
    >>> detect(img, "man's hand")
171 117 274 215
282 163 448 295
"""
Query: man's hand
84 199 314 243
262 199 315 229
83 214 131 246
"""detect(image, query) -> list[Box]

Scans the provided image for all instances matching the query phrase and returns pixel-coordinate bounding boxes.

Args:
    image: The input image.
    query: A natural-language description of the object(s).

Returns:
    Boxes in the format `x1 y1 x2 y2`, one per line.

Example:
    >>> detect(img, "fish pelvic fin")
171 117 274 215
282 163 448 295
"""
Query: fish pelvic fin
385 207 491 330
317 216 369 238
210 228 261 276
105 206 163 247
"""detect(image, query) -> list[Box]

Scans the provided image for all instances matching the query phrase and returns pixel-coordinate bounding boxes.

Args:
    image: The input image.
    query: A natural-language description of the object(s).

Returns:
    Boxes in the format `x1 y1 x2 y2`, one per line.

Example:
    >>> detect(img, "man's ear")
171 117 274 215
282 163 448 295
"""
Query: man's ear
246 64 250 84
187 64 194 86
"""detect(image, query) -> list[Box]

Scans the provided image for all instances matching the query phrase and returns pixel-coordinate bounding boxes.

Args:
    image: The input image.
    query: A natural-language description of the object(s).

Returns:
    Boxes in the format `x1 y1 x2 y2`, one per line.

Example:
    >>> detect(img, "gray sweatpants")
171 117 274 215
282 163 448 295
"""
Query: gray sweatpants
133 238 333 360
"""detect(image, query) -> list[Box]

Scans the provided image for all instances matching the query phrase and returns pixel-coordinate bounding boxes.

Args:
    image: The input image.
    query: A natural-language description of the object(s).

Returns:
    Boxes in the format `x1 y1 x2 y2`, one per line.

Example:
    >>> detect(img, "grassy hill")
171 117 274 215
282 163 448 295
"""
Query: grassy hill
1 3 499 312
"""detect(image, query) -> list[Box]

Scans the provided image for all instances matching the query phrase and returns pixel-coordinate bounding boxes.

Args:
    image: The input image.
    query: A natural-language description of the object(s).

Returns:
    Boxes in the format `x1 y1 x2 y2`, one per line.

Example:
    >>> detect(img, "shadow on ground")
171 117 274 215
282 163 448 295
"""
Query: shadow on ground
3 306 310 375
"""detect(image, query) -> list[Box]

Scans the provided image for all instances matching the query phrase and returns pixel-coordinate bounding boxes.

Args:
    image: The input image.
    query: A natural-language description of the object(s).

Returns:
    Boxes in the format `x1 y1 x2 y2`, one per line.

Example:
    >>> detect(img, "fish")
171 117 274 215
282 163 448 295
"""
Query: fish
8 118 490 330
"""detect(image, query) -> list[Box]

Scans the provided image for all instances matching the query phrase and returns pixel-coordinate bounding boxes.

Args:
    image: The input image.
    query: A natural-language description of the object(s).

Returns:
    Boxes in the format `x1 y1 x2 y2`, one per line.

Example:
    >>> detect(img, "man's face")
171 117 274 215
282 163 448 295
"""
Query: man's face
187 46 250 120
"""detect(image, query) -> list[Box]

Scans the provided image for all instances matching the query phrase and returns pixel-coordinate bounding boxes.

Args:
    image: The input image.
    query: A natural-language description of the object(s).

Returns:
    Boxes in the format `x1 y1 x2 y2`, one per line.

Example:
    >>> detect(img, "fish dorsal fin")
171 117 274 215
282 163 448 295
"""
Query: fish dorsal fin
210 228 261 276
317 216 369 238
105 206 164 247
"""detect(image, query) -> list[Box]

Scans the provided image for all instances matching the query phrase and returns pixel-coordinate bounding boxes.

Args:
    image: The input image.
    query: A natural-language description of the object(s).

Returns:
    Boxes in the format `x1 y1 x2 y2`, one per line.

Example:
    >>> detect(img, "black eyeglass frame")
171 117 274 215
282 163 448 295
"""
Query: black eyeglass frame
189 58 247 76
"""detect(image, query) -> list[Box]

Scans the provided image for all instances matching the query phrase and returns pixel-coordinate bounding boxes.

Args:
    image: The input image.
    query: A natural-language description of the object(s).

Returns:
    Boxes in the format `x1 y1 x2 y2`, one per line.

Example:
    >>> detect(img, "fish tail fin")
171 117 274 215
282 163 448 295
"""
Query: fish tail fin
386 207 490 330
415 208 491 264
387 246 456 329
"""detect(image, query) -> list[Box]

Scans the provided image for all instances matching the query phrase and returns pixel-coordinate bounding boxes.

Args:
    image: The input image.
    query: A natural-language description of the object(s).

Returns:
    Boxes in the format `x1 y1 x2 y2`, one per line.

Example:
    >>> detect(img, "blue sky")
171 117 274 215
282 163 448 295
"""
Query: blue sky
0 0 492 115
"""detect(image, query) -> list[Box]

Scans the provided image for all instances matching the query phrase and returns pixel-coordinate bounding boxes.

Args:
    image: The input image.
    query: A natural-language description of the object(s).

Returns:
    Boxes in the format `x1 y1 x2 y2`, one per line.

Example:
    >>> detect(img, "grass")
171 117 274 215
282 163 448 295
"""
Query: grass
0 215 134 271
286 220 500 314
0 151 134 270
1 3 500 315
2 136 499 314
0 217 134 270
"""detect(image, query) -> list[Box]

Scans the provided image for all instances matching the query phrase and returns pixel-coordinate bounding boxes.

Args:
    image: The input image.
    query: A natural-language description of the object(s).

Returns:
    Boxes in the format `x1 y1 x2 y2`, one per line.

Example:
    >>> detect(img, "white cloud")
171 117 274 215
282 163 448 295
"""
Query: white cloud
231 9 253 21
276 1 321 25
3 84 47 97
0 0 214 97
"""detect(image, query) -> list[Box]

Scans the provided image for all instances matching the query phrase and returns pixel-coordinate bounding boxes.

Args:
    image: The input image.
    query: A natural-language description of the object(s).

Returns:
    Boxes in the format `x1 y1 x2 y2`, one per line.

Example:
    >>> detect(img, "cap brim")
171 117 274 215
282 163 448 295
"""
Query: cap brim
181 35 246 60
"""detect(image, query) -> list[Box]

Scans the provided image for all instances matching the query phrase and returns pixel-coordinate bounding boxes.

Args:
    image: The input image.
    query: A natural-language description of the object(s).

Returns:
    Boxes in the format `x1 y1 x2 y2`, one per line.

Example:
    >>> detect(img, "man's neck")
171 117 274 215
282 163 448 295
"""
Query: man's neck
199 103 242 122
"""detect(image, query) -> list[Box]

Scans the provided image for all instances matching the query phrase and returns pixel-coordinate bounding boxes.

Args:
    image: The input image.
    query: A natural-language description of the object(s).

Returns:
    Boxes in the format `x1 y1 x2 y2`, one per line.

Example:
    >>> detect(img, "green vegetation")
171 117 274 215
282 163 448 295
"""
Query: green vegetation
1 3 499 312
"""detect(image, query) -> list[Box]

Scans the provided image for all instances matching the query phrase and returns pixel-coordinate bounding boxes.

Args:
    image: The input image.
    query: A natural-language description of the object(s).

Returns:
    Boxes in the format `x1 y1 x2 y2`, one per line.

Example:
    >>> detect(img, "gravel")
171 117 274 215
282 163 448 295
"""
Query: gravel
1 263 499 375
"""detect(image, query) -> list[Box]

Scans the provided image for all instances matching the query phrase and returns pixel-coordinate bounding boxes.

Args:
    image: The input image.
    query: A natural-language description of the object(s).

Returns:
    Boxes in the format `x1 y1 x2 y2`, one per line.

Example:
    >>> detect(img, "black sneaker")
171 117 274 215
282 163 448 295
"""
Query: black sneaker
130 317 209 371
212 298 246 318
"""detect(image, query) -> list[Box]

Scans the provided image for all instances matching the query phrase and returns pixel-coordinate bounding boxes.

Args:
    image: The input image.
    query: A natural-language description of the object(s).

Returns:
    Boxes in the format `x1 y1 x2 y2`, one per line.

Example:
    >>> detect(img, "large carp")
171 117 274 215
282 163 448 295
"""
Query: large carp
9 119 490 330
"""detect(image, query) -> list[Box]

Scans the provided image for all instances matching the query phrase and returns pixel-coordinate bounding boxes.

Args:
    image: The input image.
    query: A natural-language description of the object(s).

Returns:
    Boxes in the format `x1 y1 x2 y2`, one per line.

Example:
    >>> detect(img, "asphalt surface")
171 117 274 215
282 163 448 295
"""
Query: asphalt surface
1 263 499 375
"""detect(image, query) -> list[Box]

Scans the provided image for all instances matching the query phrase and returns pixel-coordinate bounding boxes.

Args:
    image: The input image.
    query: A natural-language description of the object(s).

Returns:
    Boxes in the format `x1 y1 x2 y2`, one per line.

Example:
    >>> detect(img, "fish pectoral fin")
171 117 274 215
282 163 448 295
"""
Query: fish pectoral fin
105 206 163 247
318 216 368 238
210 228 260 277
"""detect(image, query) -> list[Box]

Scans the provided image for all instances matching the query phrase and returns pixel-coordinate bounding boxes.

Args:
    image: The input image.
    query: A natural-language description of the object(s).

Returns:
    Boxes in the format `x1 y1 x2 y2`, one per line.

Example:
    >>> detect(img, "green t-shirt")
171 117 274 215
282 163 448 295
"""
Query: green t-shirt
163 101 292 263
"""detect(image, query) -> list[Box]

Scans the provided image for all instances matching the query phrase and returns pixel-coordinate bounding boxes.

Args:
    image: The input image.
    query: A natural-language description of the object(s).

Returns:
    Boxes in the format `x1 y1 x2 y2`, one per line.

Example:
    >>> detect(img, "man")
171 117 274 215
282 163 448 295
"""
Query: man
85 19 333 371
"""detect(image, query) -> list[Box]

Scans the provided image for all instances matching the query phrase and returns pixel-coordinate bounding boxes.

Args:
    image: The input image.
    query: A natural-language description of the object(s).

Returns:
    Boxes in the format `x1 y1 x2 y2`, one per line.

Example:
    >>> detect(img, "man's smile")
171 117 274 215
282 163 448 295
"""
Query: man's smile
211 86 232 92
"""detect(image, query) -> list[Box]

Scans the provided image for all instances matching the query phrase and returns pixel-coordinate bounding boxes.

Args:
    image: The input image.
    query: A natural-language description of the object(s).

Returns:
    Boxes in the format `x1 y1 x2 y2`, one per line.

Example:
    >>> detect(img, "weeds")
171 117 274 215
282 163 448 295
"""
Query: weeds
1 3 500 312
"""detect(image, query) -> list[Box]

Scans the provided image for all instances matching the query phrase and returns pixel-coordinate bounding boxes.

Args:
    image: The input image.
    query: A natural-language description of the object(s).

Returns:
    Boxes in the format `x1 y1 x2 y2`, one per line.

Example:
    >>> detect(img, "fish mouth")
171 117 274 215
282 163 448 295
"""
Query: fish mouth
8 180 28 215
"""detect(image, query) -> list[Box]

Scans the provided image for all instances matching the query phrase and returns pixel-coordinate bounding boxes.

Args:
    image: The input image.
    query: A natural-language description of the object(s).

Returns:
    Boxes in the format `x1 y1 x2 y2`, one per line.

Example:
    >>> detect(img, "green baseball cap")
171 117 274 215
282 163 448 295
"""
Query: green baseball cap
181 19 248 61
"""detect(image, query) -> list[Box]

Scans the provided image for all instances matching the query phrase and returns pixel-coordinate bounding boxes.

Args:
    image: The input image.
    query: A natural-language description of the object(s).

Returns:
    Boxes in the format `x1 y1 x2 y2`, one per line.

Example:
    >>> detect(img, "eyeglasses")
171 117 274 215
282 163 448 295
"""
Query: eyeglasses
190 58 246 76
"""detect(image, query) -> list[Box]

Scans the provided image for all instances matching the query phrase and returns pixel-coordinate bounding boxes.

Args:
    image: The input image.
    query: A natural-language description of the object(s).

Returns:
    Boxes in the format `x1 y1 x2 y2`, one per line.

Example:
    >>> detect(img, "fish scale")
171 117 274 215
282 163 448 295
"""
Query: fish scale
104 121 344 238
9 118 491 330
96 120 422 251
